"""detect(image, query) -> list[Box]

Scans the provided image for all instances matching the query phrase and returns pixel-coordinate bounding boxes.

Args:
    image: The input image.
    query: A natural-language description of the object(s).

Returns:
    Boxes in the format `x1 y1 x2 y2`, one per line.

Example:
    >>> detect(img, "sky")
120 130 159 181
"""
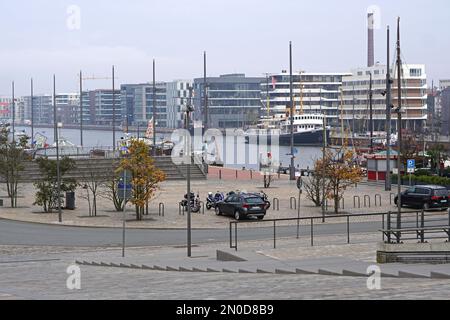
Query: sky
0 0 448 95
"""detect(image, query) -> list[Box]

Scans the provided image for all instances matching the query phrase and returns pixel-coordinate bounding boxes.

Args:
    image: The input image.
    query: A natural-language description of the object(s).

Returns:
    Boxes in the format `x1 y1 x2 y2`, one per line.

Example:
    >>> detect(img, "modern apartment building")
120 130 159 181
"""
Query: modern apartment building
441 87 450 136
55 93 79 125
84 90 121 126
120 83 167 128
0 97 12 123
193 74 263 129
166 80 192 129
341 64 427 133
22 95 53 125
261 71 349 128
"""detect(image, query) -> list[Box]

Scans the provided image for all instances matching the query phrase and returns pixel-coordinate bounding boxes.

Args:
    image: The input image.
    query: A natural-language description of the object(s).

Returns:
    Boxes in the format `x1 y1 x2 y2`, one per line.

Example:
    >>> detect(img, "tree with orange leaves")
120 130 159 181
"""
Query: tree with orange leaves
118 139 166 221
323 146 364 214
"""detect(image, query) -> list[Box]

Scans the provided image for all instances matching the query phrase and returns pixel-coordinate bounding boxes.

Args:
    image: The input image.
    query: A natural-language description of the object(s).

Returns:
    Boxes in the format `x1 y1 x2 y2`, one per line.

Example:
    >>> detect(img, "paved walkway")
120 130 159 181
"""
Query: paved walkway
2 239 450 300
0 176 414 230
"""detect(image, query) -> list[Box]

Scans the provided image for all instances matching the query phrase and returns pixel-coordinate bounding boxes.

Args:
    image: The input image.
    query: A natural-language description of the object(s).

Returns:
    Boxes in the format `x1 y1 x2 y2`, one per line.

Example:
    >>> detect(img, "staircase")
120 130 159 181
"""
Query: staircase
0 157 207 183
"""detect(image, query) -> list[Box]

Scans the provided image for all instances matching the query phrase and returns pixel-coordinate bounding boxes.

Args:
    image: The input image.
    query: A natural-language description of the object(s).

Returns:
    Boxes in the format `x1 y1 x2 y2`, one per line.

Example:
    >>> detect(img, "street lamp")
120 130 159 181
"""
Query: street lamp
185 86 195 258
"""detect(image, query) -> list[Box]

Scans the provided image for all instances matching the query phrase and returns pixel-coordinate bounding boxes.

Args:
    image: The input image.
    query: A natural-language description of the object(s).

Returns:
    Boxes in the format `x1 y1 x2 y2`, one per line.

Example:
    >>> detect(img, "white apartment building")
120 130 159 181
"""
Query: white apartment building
341 64 427 133
166 80 192 129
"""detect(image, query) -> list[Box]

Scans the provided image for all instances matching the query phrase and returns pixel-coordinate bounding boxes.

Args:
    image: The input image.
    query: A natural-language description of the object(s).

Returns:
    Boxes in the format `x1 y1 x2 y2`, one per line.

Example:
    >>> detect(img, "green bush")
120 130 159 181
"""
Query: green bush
391 174 450 186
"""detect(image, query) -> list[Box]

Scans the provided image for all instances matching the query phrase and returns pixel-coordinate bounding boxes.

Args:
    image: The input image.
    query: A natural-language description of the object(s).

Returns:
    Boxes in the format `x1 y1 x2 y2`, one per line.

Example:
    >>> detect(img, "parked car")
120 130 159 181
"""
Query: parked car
215 193 268 220
394 185 450 210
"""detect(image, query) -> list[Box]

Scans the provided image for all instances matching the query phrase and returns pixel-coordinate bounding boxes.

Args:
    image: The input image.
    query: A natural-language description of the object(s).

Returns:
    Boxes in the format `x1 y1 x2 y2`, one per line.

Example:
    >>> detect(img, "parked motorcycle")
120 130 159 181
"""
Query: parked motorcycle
181 192 201 213
206 191 224 210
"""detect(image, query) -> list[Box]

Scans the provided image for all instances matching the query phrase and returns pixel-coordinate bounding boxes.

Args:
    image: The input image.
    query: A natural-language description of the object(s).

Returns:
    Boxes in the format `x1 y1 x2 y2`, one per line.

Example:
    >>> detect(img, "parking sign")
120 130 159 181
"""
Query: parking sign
407 159 415 173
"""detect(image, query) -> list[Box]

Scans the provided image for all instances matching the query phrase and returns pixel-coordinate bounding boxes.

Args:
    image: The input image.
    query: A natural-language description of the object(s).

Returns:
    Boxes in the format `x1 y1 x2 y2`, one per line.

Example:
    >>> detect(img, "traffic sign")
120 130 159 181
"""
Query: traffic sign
407 159 415 174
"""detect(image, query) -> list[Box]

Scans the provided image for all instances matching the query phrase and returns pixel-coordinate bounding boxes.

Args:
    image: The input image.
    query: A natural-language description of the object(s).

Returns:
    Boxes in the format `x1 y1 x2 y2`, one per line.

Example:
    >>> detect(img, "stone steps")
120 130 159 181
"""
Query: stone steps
74 257 450 279
1 157 206 182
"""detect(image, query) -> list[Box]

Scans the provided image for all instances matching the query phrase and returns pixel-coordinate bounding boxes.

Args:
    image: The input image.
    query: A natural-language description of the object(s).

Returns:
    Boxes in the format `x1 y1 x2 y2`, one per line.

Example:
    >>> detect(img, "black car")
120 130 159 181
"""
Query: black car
394 185 450 210
215 193 268 220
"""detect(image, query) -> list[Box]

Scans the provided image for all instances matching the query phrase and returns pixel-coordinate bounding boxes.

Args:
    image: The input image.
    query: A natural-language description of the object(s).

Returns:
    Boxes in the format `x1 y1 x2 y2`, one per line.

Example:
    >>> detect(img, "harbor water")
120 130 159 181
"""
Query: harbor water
16 126 323 170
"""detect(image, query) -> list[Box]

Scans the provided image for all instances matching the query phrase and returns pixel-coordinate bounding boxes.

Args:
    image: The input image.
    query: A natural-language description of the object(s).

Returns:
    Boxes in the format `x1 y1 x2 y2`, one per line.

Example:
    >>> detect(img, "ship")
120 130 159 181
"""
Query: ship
245 113 330 146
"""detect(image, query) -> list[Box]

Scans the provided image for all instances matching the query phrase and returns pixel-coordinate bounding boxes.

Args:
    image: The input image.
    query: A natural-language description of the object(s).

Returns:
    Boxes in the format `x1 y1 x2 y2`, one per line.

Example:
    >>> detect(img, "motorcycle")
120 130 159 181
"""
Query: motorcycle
181 192 201 213
257 191 271 210
206 192 224 210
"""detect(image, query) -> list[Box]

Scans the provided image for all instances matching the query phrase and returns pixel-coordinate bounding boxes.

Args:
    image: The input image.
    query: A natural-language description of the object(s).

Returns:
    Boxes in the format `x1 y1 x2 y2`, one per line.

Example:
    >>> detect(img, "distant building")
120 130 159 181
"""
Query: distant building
0 97 12 123
22 95 53 125
193 74 263 129
55 93 79 126
84 90 121 126
441 87 450 136
120 83 167 128
341 64 427 133
166 80 192 129
440 80 450 90
261 71 348 128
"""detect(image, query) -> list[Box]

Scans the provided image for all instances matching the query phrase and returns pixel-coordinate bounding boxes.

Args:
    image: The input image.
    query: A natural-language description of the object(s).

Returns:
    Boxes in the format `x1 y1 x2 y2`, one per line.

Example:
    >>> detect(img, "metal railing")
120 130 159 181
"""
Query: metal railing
382 210 450 244
229 210 446 251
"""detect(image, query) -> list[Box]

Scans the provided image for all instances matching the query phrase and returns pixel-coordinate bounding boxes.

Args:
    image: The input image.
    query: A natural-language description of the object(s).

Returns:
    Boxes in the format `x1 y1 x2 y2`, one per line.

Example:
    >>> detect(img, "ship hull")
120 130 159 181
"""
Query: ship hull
245 129 330 146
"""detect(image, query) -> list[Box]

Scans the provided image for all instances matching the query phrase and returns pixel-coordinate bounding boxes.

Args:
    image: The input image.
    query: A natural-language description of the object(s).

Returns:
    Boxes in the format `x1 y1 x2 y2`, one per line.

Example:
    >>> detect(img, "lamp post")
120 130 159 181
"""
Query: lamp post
186 86 194 258
385 25 392 192
289 41 295 181
53 75 62 223
395 17 403 241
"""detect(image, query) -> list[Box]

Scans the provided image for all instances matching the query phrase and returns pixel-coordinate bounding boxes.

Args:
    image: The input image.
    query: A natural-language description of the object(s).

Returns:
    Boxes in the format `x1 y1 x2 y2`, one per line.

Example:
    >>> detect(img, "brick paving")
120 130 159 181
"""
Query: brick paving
0 176 418 229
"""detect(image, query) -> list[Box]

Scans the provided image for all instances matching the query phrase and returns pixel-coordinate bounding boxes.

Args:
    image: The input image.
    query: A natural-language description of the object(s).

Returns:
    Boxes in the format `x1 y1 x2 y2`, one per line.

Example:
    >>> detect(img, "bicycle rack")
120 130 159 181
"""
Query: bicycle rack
273 198 280 211
290 197 297 210
375 194 382 207
364 195 371 208
353 196 361 209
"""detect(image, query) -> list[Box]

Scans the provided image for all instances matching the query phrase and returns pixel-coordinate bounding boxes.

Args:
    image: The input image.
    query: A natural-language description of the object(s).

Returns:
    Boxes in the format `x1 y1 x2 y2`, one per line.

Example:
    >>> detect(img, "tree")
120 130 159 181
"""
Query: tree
33 157 77 213
323 147 364 214
303 158 331 207
118 139 166 221
427 144 447 175
79 159 109 217
0 126 27 208
98 159 124 212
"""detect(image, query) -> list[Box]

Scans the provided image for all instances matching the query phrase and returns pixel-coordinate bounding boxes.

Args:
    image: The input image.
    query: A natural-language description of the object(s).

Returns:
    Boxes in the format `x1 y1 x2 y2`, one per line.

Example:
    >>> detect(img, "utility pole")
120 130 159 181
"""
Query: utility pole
112 65 116 150
385 26 392 191
352 84 356 139
153 59 157 156
322 114 327 223
289 41 295 181
396 17 403 241
186 86 194 258
12 81 15 142
369 72 374 152
203 51 208 131
31 78 34 147
53 75 62 223
79 71 83 147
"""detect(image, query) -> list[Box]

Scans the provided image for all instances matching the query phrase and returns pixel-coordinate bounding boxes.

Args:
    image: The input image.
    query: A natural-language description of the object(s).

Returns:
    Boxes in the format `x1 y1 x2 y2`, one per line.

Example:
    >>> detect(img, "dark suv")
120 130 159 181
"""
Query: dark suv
394 185 450 210
215 193 268 220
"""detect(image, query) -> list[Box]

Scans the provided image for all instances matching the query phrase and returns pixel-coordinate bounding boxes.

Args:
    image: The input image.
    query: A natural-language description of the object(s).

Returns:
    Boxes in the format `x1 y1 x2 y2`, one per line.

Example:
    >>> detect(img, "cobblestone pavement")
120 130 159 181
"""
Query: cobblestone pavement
0 177 416 230
1 243 450 300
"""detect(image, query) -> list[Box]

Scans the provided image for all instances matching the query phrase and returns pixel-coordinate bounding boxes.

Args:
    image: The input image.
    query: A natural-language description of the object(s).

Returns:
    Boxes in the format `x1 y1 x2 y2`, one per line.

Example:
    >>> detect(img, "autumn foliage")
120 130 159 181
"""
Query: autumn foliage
118 140 166 221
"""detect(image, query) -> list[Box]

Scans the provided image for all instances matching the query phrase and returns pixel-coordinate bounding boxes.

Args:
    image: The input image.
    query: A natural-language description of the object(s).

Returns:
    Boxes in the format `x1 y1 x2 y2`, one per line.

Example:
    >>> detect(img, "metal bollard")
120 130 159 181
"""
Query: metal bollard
375 194 382 207
159 203 165 217
290 197 297 210
353 196 361 209
272 198 280 211
364 195 371 208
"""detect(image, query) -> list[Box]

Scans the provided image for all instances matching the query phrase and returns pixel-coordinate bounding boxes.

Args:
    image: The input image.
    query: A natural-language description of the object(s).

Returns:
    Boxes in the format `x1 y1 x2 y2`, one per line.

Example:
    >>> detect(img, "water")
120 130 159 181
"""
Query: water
16 126 323 170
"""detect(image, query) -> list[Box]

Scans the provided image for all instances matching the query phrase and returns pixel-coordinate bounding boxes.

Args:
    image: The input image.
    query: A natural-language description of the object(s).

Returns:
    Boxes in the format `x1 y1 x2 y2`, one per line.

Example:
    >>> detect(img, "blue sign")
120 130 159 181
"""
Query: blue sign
407 159 416 173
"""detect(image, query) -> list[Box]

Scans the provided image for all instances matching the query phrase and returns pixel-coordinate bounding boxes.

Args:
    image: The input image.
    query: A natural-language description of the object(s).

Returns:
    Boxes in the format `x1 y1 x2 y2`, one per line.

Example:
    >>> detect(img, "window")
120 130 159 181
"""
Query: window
410 68 422 77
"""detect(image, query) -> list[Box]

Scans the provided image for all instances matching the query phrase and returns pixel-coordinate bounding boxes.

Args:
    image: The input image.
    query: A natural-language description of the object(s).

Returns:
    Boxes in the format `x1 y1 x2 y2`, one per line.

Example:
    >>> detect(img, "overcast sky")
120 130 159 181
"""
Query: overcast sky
0 0 448 95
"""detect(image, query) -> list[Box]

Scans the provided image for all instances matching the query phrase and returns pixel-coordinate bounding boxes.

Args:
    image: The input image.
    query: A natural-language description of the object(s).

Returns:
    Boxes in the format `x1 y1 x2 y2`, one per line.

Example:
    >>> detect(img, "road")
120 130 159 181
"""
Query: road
0 218 383 247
